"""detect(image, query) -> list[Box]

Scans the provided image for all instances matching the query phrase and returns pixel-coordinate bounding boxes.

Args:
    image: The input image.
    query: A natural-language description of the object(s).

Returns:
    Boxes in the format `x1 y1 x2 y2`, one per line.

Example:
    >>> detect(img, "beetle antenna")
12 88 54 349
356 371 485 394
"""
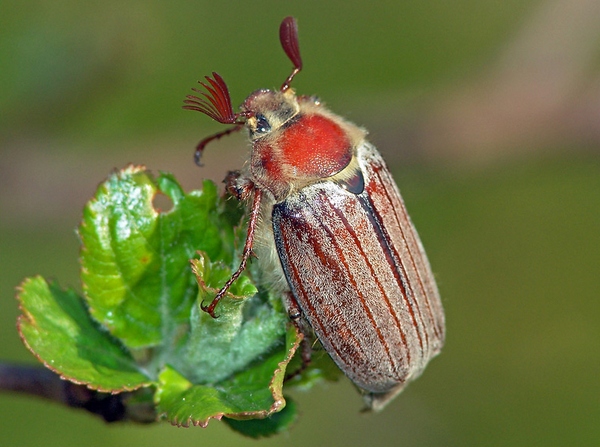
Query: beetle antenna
279 17 303 92
184 72 253 165
184 72 242 123
193 124 244 166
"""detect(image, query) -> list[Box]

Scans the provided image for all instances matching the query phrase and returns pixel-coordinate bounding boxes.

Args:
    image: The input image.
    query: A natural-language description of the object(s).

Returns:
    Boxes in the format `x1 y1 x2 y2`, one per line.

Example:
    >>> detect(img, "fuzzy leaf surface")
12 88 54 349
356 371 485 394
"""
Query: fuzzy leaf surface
155 325 301 429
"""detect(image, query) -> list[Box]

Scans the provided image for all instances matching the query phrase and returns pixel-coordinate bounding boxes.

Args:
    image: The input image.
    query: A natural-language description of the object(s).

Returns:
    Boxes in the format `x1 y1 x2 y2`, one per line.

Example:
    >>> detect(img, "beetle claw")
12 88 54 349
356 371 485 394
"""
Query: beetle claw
200 300 220 319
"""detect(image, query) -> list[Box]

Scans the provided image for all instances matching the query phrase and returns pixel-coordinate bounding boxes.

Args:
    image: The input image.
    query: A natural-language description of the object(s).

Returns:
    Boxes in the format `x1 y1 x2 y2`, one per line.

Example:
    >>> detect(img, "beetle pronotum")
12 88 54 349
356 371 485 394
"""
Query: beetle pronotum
184 17 445 411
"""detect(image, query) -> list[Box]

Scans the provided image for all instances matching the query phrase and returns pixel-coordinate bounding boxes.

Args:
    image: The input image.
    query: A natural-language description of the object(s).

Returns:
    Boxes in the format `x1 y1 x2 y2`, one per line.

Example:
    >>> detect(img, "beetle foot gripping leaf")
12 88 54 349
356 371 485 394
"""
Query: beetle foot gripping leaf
16 165 311 436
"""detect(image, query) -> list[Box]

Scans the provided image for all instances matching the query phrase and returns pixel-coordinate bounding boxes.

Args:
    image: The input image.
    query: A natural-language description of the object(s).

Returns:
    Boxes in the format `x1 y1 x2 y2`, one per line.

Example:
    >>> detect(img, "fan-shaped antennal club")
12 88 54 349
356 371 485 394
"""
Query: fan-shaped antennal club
184 72 252 165
183 72 240 124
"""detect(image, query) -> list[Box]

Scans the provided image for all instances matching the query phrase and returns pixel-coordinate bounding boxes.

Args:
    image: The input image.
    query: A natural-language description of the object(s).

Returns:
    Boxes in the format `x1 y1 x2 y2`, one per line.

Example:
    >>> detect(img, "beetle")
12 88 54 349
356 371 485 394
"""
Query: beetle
183 16 445 411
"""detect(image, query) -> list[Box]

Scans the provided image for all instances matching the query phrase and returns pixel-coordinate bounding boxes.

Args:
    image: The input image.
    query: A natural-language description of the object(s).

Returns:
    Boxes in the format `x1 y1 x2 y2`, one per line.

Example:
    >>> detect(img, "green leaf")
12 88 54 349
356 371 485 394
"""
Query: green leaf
284 343 344 391
223 398 298 438
79 166 226 349
171 254 288 384
16 166 336 435
17 276 150 391
155 325 302 428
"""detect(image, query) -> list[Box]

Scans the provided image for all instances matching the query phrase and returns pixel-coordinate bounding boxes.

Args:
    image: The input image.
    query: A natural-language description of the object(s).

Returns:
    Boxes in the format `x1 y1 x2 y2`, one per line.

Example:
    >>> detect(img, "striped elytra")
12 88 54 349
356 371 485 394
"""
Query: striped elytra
272 143 444 409
184 16 445 411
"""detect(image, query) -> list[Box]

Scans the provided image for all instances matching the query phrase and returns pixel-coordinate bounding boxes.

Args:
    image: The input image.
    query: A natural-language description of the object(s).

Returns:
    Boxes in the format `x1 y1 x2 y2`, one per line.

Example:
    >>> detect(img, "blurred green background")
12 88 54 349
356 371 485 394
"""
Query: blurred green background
1 1 599 446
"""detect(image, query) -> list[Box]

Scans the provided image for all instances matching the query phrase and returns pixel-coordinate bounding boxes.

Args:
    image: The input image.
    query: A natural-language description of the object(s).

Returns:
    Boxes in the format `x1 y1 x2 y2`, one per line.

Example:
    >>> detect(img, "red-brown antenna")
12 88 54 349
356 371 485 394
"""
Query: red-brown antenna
185 17 303 165
183 72 238 124
279 16 303 92
183 72 250 165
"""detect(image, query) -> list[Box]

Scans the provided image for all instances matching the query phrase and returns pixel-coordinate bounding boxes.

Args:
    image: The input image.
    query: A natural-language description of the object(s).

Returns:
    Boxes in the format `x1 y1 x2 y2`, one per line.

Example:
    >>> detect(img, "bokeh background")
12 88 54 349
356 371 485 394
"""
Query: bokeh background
1 1 599 446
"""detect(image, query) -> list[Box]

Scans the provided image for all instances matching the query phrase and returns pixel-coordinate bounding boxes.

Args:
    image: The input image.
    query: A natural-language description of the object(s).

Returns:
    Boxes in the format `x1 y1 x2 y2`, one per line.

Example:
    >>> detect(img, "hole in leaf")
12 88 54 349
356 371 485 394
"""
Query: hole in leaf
152 192 174 213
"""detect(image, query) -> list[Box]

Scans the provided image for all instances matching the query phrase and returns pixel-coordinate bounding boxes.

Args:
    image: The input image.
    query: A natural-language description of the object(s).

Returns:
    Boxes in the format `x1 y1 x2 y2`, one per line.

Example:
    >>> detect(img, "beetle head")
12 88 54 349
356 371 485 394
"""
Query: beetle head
241 89 300 141
184 17 303 164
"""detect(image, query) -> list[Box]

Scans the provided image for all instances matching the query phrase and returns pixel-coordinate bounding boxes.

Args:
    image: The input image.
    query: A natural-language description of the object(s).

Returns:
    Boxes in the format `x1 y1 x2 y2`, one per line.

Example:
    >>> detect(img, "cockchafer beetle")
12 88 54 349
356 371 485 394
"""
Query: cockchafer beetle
183 16 445 411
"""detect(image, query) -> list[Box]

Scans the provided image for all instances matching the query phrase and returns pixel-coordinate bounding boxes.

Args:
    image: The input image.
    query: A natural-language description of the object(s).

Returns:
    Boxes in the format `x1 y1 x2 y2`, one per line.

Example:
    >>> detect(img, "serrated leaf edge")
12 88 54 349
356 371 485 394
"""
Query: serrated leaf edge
165 325 302 428
16 276 152 394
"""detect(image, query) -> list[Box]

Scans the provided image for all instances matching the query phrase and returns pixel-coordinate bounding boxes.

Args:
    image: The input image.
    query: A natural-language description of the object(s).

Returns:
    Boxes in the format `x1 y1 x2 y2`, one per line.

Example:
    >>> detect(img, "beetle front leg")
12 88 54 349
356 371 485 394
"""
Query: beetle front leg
224 170 254 201
200 186 262 318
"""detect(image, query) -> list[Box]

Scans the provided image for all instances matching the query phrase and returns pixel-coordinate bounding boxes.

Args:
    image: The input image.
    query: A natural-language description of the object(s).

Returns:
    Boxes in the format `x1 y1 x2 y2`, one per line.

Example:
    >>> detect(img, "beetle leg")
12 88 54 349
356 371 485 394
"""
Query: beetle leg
200 188 263 318
362 382 407 413
224 170 254 201
284 292 312 381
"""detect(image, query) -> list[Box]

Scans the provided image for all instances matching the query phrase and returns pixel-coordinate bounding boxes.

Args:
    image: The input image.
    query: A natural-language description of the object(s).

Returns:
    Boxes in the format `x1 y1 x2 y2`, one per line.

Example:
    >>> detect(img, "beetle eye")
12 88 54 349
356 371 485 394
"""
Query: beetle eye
254 114 271 134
